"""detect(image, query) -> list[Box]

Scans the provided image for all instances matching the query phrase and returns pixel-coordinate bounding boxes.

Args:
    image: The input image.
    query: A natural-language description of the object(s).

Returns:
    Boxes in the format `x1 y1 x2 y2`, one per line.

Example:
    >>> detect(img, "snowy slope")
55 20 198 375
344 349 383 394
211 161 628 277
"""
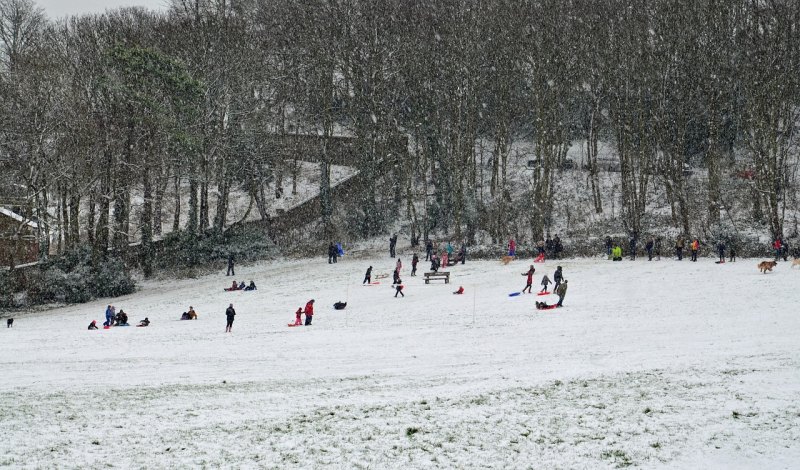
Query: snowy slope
1 255 799 468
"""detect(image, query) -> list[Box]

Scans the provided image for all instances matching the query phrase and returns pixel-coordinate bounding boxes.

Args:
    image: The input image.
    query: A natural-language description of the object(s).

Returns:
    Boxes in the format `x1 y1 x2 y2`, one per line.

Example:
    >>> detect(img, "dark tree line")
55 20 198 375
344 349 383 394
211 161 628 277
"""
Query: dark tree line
1 0 798 275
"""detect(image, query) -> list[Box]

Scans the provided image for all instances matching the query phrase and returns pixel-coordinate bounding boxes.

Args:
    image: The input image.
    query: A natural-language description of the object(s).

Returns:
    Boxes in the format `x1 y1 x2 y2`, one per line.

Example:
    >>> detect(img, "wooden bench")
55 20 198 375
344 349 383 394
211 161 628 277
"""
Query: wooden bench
424 271 450 284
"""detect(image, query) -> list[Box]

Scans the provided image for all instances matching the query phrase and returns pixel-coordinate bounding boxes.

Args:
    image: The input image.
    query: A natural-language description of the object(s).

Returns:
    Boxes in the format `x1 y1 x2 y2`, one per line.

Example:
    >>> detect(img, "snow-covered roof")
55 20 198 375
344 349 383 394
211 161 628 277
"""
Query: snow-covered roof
0 207 38 229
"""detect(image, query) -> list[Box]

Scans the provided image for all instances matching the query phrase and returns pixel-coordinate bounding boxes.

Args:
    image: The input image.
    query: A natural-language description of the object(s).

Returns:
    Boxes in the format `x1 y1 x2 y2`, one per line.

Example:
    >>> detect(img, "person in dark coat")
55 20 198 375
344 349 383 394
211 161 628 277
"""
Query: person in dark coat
411 254 419 276
227 254 235 276
675 236 685 260
555 280 568 307
425 239 433 261
225 304 235 332
394 279 404 297
629 233 637 261
363 266 373 285
430 253 440 272
605 236 613 257
539 274 552 293
304 300 314 325
328 242 338 264
717 242 725 263
729 243 737 262
553 266 563 291
389 234 398 258
654 236 662 260
459 243 467 264
645 238 654 261
393 267 401 285
521 265 535 294
553 235 563 259
244 281 257 291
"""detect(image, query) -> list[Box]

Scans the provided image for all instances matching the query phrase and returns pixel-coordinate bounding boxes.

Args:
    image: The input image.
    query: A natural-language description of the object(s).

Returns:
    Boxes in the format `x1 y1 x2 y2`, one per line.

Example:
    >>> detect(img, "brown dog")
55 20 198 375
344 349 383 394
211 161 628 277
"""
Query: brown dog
501 255 514 265
791 258 800 269
758 260 777 273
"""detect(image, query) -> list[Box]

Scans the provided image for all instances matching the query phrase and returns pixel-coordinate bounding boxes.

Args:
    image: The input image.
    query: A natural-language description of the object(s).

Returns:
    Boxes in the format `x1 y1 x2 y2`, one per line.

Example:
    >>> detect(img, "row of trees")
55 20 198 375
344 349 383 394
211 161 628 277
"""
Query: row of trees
1 0 798 275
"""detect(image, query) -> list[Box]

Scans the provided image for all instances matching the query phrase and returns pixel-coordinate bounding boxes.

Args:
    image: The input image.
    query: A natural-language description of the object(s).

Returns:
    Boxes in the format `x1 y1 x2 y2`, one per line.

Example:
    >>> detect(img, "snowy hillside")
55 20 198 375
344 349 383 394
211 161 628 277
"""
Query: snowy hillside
1 255 799 468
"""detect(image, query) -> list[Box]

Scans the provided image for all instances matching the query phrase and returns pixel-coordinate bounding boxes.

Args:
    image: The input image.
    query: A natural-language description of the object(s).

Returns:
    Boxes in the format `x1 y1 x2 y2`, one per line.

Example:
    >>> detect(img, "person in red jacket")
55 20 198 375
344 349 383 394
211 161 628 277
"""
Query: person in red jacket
293 307 302 326
773 238 783 261
453 286 464 295
521 265 535 293
303 299 315 326
508 239 517 257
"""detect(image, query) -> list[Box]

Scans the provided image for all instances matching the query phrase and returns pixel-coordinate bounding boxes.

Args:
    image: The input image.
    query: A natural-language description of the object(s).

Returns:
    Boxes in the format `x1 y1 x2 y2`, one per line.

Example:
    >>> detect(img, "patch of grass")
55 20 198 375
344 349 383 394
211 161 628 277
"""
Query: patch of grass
91 440 100 445
643 407 652 414
650 442 661 448
732 410 741 419
601 449 633 468
406 427 420 437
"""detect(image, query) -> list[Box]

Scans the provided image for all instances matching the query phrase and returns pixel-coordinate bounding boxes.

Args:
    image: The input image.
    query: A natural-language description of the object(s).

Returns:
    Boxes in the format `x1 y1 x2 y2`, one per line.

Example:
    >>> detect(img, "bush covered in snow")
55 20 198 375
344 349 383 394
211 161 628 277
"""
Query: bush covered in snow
155 226 277 274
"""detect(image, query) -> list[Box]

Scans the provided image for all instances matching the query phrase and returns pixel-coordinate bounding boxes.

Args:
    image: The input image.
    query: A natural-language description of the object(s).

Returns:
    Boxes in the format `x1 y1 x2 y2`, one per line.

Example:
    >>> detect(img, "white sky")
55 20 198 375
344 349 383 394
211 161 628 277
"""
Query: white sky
37 0 168 19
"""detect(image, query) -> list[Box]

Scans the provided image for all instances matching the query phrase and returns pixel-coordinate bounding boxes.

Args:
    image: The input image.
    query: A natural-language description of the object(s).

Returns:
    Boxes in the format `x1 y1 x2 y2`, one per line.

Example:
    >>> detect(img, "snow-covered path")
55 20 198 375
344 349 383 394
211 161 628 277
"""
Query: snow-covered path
2 256 799 468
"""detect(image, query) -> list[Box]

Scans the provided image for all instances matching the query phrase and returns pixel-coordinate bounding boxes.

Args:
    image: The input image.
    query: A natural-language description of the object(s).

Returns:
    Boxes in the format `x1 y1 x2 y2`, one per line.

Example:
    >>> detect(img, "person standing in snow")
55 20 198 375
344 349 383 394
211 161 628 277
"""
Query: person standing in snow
394 279 404 297
446 241 454 258
654 236 663 260
227 253 235 276
303 299 314 326
645 238 654 261
553 266 563 291
425 239 433 261
411 254 419 276
430 253 439 272
293 307 302 326
396 257 402 273
363 266 373 285
225 304 236 332
540 274 552 293
553 235 563 259
729 243 737 262
605 236 613 257
104 305 114 327
555 280 568 307
629 233 637 261
717 241 725 263
772 238 782 261
675 236 685 261
389 234 398 258
508 239 516 258
521 265 535 294
690 238 700 262
328 242 338 264
459 243 467 264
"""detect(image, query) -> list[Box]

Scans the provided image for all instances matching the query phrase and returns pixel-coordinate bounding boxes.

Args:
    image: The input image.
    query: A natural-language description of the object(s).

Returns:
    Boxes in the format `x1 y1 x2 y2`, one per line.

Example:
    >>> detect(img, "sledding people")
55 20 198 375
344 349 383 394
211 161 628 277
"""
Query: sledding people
690 239 700 262
453 286 464 295
363 266 373 284
522 265 535 294
394 279 404 297
187 307 197 319
328 242 338 264
115 310 129 326
612 244 623 261
411 254 419 276
389 234 398 258
88 320 98 330
508 238 516 257
181 312 191 320
104 305 115 327
676 236 685 260
646 238 654 261
536 240 546 260
553 266 563 291
717 242 725 263
225 281 238 291
425 239 434 261
244 281 257 291
225 304 235 332
238 281 246 290
138 317 150 327
293 307 303 326
333 301 347 310
555 280 568 307
304 299 314 325
535 301 552 310
540 274 552 293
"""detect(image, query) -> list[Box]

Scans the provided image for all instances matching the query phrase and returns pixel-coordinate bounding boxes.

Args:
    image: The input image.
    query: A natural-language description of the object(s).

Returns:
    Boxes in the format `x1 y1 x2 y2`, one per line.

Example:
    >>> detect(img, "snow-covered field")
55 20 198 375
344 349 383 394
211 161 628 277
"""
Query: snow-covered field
2 254 799 468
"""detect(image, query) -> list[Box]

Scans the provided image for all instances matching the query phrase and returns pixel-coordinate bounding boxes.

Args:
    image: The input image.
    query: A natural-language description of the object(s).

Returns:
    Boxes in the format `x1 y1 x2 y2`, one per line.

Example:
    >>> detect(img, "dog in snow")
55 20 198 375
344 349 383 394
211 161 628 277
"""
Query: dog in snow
791 258 800 269
758 260 777 273
501 255 514 265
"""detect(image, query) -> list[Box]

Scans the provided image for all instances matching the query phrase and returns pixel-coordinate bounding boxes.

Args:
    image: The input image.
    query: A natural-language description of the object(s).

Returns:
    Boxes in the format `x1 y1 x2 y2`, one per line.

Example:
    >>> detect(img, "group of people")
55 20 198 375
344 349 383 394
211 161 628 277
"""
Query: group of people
521 265 568 308
506 236 563 262
180 307 198 321
90 306 147 329
327 242 344 264
423 239 467 270
609 233 797 263
225 280 257 291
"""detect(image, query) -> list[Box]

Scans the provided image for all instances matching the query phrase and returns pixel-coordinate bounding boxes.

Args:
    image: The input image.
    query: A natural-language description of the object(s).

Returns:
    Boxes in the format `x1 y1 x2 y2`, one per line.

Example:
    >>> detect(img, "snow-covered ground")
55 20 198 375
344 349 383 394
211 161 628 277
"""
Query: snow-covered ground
2 254 799 468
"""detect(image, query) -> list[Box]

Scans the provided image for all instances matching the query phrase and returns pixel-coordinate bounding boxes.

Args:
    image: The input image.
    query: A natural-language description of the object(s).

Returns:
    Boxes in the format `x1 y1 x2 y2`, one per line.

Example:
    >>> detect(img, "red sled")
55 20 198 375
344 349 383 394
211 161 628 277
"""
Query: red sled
536 304 559 310
288 323 302 327
537 291 550 296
